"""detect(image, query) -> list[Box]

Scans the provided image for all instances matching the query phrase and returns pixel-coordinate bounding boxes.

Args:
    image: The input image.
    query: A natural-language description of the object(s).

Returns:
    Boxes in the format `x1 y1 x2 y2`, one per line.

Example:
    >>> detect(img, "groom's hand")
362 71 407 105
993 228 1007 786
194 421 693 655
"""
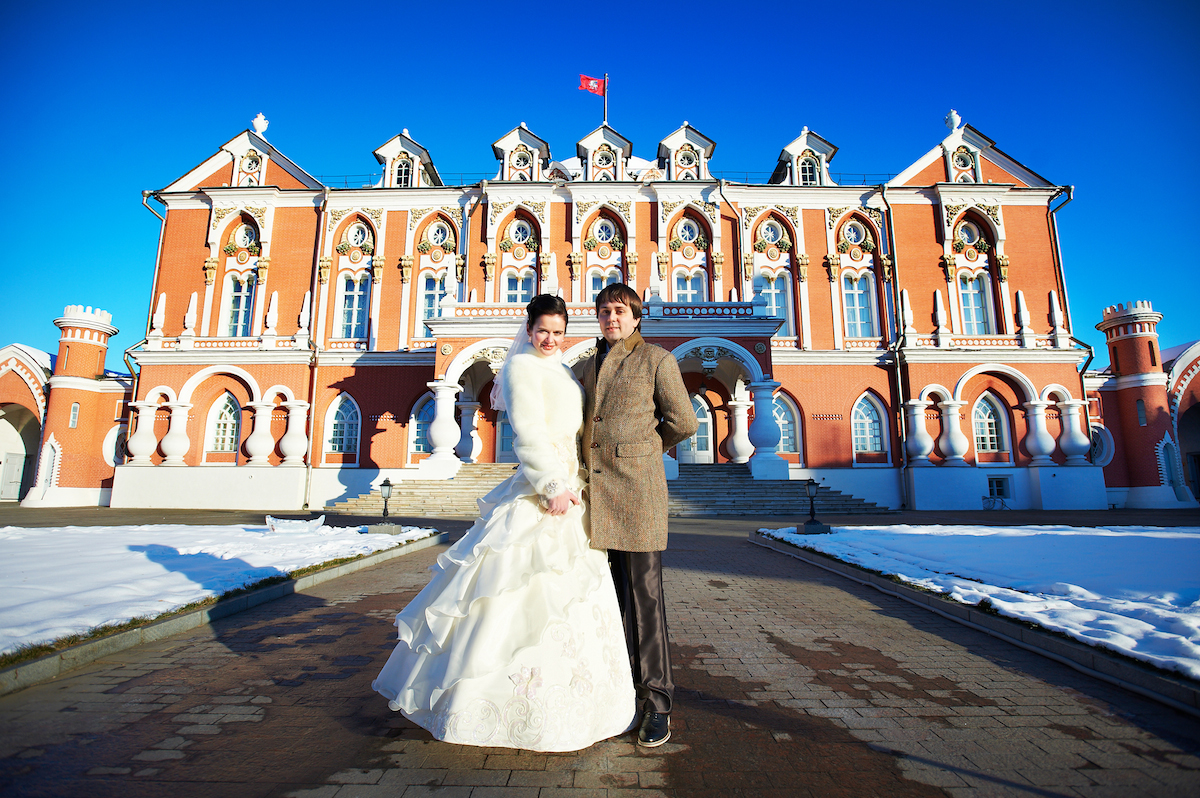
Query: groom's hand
546 490 581 516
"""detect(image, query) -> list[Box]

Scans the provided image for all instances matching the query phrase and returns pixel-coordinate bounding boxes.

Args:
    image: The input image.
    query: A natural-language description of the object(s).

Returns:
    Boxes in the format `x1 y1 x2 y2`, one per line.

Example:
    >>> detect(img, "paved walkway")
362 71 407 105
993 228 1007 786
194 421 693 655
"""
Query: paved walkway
2 517 1199 797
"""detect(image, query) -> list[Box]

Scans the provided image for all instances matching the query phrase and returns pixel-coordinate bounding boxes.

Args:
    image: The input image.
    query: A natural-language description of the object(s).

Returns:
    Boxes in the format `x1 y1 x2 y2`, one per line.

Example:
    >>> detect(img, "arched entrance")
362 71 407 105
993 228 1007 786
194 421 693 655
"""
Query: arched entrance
1179 403 1200 498
0 403 40 501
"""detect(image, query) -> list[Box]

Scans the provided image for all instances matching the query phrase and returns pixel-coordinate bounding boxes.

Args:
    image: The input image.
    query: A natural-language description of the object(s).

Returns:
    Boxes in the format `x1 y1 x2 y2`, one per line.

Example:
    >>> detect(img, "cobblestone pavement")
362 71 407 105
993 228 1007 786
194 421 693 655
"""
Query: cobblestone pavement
2 518 1199 797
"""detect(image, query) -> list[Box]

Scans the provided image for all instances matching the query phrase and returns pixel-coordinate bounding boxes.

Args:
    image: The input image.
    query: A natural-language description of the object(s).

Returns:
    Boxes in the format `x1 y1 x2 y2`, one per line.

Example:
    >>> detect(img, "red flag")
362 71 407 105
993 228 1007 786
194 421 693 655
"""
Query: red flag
579 74 606 96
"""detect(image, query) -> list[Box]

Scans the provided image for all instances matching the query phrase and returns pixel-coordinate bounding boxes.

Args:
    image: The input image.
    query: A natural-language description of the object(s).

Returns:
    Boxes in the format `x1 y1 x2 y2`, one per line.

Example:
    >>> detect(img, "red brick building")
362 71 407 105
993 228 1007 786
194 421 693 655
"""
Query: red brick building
4 112 1196 511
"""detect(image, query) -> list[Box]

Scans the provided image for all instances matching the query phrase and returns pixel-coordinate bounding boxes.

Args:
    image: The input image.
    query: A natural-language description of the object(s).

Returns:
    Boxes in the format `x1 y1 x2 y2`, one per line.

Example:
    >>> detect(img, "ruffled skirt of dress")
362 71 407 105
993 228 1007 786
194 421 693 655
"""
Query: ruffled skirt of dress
371 471 637 752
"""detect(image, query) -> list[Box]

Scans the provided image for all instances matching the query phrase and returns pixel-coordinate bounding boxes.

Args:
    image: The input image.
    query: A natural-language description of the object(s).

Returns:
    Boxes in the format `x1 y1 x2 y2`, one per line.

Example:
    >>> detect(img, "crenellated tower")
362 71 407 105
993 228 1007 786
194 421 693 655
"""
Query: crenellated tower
1095 301 1195 507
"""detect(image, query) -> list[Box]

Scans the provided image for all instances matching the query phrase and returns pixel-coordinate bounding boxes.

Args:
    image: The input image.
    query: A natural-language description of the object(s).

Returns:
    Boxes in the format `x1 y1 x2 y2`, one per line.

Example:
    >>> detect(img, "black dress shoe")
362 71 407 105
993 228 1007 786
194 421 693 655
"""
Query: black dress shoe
637 711 670 747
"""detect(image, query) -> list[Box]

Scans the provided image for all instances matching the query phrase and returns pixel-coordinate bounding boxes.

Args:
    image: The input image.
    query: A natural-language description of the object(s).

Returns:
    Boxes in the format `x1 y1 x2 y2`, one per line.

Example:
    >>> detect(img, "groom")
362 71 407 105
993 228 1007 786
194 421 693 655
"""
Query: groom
580 283 697 747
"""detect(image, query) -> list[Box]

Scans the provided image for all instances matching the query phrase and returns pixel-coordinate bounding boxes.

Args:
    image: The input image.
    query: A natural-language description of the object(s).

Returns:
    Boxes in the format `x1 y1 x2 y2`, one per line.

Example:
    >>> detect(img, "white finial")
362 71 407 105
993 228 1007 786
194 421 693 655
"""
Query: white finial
402 128 409 137
800 126 808 135
520 121 527 129
252 113 269 135
682 120 689 127
944 109 962 131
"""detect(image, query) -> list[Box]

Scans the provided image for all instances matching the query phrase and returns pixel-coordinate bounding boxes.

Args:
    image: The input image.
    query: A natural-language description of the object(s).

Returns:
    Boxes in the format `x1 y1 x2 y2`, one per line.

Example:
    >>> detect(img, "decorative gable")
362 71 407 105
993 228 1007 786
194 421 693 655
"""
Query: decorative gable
657 122 716 181
160 116 322 193
491 124 551 182
770 126 838 186
576 125 633 182
373 129 443 188
889 110 1054 189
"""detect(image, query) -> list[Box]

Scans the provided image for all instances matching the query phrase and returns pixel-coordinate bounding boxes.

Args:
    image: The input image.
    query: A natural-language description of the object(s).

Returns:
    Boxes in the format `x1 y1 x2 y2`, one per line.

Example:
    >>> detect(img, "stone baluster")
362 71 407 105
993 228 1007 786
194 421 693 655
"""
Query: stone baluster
244 402 277 466
426 381 464 465
747 381 788 479
455 401 482 463
279 401 310 466
126 401 161 466
1021 401 1056 466
725 400 754 464
159 402 193 466
903 399 935 466
1057 400 1092 466
936 400 970 466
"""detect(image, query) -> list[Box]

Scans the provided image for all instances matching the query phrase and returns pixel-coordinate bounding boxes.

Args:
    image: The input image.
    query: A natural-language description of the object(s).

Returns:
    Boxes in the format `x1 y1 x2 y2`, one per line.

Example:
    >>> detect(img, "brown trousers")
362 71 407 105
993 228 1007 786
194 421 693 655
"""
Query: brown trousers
609 550 673 714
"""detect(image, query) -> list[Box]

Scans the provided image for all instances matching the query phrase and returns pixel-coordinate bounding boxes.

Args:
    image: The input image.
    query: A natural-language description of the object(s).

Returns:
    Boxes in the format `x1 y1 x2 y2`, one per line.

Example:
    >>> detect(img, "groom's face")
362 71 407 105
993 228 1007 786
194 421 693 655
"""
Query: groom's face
597 300 638 344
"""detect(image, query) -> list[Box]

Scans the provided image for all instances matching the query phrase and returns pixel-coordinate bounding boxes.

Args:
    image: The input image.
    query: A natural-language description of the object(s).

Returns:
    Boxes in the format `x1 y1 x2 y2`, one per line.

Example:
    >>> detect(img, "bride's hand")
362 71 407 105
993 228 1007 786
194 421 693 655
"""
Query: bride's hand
546 489 581 516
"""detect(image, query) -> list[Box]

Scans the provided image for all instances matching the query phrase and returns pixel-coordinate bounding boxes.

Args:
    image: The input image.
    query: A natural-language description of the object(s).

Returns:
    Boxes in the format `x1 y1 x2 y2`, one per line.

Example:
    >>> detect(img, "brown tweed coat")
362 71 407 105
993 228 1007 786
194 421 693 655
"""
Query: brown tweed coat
580 331 697 552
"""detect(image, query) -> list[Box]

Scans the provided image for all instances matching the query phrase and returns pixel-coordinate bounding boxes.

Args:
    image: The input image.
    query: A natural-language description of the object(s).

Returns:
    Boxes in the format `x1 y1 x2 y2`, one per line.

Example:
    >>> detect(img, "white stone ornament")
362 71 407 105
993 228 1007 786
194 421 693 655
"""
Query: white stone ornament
252 113 269 136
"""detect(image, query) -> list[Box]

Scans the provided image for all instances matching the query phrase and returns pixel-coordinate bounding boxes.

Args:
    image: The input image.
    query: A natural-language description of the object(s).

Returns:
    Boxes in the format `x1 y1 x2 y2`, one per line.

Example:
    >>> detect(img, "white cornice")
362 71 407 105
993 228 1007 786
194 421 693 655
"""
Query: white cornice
1103 373 1170 390
770 349 891 367
48 375 132 393
900 348 1088 365
131 350 313 367
316 350 435 367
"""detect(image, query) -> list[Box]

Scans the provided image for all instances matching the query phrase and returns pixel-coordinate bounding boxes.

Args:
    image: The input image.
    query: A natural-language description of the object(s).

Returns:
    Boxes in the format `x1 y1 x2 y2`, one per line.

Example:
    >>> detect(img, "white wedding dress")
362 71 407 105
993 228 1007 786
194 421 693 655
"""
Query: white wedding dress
372 345 636 752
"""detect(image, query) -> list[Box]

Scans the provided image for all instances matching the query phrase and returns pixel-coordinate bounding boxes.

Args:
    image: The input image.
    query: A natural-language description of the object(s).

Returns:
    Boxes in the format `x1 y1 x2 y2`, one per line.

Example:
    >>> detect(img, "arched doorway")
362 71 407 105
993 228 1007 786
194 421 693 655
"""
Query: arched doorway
0 403 40 501
1178 403 1200 498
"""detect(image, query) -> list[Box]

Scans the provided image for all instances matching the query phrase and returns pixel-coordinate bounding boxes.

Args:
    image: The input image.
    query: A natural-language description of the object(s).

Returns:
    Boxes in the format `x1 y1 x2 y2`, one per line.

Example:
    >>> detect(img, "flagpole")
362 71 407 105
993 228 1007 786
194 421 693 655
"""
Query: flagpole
603 73 608 126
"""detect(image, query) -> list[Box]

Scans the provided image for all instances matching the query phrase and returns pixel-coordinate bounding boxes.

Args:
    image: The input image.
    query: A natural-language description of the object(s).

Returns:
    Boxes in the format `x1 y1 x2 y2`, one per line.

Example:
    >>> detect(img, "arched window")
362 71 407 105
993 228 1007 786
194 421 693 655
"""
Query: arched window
395 158 412 187
503 269 535 304
799 157 818 186
973 396 1007 453
774 396 799 453
852 396 884 453
587 267 622 302
325 396 360 459
959 274 991 335
227 275 256 337
674 268 706 302
1137 399 1147 426
69 403 79 429
340 274 370 339
760 272 791 334
207 393 241 454
677 395 713 464
843 273 876 337
412 397 435 453
419 271 447 337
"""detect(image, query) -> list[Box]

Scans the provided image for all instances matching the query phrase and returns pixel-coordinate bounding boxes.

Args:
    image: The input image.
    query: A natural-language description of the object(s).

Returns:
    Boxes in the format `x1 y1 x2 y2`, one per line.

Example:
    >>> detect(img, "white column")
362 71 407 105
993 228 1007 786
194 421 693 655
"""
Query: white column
1057 400 1091 466
455 401 482 463
245 402 277 466
1022 400 1056 466
725 400 754 464
126 401 160 466
936 400 970 466
747 380 788 479
159 402 193 466
903 399 935 466
279 401 310 466
417 380 464 478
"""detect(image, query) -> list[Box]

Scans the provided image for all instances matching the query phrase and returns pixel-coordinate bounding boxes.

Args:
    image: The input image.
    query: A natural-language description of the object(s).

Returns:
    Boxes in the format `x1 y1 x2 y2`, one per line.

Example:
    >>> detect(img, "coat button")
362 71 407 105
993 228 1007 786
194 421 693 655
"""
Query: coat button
594 416 602 422
591 443 599 448
593 468 601 473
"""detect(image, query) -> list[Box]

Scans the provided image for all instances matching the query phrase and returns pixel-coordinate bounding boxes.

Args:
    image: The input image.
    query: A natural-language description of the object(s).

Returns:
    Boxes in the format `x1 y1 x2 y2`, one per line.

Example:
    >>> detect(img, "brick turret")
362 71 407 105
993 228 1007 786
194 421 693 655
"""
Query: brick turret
52 305 116 378
1095 301 1195 507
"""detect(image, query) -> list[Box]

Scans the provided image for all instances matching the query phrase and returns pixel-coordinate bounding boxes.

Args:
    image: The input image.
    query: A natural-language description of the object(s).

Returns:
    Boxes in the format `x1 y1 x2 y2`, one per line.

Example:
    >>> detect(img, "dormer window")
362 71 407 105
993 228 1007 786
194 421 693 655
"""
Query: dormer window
395 158 412 187
799 157 818 186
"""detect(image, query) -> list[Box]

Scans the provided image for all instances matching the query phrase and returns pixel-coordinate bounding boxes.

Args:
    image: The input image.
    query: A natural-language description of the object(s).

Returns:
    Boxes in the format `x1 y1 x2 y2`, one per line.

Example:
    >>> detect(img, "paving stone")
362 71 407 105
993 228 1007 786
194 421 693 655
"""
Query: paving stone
0 516 1198 798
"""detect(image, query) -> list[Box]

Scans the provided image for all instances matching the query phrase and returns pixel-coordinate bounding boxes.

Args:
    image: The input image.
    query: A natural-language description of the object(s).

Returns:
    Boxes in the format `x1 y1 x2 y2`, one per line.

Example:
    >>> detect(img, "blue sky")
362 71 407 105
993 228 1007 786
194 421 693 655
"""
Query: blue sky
2 0 1196 369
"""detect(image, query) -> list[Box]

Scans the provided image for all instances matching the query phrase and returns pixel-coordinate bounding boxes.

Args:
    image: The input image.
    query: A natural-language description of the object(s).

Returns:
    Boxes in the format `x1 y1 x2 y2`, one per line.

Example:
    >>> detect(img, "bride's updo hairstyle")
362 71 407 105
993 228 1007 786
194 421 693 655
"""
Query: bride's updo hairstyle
526 293 568 332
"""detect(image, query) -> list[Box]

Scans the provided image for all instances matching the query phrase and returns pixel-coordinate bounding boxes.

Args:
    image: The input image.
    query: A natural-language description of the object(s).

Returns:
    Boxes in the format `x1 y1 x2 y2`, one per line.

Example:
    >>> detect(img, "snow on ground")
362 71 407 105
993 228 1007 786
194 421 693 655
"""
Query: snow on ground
760 524 1200 681
0 520 436 656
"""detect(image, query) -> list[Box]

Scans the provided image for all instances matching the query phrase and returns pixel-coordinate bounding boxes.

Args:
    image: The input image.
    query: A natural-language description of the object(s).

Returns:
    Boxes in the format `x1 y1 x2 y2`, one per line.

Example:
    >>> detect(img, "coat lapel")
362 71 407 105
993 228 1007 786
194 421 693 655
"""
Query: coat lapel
594 331 643 403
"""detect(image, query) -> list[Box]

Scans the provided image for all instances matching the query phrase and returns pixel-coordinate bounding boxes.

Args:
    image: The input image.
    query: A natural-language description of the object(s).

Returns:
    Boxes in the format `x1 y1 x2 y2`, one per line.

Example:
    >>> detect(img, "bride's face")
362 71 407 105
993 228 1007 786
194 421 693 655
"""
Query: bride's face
528 313 567 357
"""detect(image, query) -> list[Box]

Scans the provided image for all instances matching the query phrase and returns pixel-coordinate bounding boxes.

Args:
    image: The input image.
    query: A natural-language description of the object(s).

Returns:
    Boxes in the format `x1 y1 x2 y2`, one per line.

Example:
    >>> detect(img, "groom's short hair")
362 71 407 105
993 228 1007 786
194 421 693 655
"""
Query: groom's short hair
594 282 641 319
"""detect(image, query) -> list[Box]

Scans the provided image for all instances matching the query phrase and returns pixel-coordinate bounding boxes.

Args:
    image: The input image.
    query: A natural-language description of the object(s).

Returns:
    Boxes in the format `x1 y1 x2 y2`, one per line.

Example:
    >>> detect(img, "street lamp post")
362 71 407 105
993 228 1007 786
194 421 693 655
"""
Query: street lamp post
380 478 393 519
802 478 830 535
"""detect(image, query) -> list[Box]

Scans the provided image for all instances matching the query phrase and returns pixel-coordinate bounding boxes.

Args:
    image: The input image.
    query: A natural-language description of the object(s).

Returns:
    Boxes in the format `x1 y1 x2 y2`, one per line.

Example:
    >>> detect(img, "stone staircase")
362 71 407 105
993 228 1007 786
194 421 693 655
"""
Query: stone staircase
326 462 888 518
669 464 888 516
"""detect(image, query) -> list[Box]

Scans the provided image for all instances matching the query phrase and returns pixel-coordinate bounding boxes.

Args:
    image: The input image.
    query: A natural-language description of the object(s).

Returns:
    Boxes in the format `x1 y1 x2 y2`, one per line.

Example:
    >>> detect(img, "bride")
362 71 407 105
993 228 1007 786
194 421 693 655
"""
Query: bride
372 294 637 751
